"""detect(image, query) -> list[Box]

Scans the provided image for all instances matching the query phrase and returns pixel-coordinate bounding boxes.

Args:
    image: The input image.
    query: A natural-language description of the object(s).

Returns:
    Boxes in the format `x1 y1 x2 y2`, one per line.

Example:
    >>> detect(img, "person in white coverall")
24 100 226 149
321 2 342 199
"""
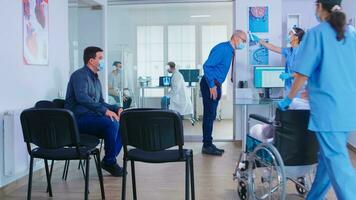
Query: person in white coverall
161 61 193 118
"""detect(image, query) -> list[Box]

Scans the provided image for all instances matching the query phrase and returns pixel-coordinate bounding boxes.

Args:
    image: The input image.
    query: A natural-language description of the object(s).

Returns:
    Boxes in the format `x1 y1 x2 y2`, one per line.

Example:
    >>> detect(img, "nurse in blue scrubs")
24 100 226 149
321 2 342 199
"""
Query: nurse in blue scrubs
255 27 305 95
278 0 356 199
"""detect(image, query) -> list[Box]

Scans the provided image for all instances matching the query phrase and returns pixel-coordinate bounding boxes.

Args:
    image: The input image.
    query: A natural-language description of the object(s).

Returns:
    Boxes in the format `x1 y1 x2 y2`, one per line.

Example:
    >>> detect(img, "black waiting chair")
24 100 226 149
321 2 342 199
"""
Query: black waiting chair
34 100 100 182
53 99 105 180
120 109 195 200
20 108 105 200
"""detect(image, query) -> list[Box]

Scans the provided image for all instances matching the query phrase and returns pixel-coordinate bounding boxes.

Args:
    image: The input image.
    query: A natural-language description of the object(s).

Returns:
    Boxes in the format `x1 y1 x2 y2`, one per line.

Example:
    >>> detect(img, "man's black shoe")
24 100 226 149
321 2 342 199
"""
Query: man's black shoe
101 162 124 177
202 145 223 156
211 144 225 153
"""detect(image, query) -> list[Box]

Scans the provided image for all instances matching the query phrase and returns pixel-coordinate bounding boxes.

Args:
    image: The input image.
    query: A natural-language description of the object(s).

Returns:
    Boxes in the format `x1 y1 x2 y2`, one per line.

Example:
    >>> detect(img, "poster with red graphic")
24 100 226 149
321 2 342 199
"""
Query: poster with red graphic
249 6 269 33
23 0 49 65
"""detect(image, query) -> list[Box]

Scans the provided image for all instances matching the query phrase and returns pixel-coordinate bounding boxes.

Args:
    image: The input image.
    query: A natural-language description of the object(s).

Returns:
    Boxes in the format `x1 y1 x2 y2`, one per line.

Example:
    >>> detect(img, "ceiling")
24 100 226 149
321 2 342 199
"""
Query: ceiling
108 0 233 5
68 0 101 7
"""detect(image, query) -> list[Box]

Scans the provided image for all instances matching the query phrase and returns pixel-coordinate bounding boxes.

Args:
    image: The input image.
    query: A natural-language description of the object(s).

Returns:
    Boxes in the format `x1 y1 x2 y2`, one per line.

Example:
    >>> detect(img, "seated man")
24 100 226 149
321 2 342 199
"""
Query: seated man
161 61 193 117
108 61 132 109
65 46 124 177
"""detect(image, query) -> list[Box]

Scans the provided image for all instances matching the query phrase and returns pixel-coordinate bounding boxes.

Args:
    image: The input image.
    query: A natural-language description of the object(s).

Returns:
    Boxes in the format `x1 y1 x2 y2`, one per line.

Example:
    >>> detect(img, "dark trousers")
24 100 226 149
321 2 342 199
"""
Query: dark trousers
76 114 122 165
200 76 221 147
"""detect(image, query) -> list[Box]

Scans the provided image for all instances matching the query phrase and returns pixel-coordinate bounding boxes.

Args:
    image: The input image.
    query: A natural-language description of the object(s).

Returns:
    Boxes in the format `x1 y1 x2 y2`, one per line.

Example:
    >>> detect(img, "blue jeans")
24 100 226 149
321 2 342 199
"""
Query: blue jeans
161 96 170 110
200 76 221 147
76 114 122 166
306 132 356 200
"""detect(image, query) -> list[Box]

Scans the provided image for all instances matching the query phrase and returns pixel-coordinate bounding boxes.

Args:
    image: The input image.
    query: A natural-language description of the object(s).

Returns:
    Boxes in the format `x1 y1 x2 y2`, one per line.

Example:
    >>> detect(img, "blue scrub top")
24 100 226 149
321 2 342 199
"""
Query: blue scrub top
281 47 299 95
294 22 356 131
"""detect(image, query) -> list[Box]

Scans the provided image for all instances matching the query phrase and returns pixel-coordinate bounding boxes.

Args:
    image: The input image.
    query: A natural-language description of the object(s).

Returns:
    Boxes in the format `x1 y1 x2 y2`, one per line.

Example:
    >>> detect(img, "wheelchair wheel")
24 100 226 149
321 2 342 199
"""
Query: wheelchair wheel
237 181 248 200
295 177 307 195
247 143 286 200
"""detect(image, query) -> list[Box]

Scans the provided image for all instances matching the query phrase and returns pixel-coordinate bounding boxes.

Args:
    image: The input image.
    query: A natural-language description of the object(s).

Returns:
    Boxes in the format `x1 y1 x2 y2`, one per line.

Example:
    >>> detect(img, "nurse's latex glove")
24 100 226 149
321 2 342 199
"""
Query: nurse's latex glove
278 97 292 111
279 73 293 81
210 86 218 100
249 32 260 42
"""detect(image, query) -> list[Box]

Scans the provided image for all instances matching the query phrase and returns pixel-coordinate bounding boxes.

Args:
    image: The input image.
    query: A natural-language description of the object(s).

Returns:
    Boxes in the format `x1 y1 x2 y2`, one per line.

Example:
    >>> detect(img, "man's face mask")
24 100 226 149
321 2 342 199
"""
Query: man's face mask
99 60 105 71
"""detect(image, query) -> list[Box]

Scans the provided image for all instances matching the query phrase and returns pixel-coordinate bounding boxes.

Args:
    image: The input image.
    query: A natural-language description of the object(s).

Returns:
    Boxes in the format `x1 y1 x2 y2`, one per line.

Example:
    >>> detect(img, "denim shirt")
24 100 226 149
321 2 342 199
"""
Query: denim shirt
65 66 120 117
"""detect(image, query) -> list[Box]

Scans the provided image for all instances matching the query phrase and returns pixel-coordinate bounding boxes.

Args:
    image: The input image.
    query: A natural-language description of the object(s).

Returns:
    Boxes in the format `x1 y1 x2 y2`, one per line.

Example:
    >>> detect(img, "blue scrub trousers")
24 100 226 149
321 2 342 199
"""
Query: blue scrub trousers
307 132 356 200
200 76 221 147
76 114 122 166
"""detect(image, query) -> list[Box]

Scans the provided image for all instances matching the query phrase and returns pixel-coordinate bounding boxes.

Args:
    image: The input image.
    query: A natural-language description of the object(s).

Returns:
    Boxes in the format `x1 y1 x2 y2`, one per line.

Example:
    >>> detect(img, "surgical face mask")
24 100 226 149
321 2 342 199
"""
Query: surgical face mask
99 60 105 71
236 42 246 50
286 35 292 43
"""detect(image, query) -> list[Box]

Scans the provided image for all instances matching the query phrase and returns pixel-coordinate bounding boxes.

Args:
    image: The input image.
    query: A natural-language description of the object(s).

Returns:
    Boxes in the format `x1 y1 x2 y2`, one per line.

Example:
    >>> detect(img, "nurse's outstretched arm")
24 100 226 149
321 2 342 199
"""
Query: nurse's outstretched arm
259 39 282 54
287 73 308 99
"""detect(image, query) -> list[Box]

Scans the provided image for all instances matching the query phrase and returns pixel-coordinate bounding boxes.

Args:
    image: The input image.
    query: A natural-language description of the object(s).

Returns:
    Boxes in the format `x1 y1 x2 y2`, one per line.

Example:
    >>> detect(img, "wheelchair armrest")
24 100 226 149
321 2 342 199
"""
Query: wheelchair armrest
249 114 273 125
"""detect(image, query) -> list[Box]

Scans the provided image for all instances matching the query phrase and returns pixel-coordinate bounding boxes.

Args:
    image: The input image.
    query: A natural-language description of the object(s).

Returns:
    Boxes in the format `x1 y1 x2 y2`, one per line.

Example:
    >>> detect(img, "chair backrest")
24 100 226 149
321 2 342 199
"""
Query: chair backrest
20 109 80 153
273 108 319 166
35 100 57 108
53 99 65 108
120 109 184 152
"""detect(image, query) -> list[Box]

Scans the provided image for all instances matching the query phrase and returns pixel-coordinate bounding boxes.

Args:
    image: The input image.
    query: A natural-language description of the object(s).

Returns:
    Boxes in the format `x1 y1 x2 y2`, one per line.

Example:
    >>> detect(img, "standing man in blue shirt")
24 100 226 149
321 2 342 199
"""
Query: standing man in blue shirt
65 46 124 176
201 30 247 156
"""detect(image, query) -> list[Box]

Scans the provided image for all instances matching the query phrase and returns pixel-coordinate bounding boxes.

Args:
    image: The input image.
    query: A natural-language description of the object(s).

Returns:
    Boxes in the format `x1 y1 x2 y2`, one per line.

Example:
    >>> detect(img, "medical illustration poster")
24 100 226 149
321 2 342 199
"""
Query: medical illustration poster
249 6 269 33
249 39 269 65
23 0 49 65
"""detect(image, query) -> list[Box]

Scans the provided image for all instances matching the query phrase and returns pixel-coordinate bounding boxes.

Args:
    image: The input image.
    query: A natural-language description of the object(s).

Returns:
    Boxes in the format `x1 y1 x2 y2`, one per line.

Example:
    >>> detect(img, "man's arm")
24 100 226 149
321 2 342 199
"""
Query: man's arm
72 73 108 115
203 48 224 88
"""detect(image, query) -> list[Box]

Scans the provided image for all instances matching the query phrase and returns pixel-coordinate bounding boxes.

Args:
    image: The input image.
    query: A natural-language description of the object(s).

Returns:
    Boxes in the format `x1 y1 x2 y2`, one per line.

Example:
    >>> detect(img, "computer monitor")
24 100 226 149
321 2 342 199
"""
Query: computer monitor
254 66 285 99
179 69 200 86
159 76 171 86
254 66 285 88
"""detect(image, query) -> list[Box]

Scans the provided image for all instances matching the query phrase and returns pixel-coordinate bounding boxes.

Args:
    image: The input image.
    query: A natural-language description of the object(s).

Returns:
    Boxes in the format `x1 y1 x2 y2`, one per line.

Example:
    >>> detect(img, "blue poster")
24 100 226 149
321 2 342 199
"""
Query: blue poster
249 7 269 33
249 39 269 65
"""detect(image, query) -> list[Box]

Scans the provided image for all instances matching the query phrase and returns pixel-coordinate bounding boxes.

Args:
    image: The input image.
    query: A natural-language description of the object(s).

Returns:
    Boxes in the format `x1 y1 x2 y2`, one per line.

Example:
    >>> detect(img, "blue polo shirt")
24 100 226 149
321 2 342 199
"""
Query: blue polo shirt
203 41 235 88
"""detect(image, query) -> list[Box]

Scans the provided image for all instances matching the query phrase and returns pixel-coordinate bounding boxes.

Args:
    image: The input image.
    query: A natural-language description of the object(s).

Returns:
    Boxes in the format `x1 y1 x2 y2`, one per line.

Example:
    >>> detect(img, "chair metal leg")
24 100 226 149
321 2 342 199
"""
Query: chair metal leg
64 160 71 181
84 156 90 200
99 139 104 155
44 159 53 197
62 160 68 180
121 157 128 200
131 161 137 200
78 160 86 179
95 150 105 200
185 159 190 200
190 154 195 200
46 160 54 193
27 157 34 200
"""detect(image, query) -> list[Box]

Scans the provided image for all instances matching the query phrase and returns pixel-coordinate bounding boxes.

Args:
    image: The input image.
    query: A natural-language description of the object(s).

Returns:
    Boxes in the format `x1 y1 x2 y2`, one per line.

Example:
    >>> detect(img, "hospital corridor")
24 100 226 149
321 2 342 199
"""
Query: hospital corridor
1 0 356 200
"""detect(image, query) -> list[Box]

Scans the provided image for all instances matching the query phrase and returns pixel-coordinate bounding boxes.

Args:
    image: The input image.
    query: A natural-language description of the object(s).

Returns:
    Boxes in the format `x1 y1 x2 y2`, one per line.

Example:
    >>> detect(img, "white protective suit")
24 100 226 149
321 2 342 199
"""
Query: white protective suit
167 70 193 115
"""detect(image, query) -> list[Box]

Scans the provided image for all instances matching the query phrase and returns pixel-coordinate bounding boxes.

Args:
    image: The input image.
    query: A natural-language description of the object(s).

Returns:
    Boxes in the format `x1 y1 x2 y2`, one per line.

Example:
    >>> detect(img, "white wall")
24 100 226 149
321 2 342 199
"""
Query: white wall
233 0 282 140
0 0 69 187
282 0 318 43
0 0 70 111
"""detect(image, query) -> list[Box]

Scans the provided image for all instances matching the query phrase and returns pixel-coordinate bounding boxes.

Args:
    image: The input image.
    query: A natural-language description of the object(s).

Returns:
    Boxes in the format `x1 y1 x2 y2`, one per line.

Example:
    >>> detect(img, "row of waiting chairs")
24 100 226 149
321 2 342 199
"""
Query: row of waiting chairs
21 100 195 200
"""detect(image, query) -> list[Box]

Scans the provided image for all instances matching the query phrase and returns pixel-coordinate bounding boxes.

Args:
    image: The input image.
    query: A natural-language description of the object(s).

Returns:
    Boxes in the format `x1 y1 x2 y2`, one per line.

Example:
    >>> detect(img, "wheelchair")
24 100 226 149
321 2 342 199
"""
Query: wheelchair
233 108 319 200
